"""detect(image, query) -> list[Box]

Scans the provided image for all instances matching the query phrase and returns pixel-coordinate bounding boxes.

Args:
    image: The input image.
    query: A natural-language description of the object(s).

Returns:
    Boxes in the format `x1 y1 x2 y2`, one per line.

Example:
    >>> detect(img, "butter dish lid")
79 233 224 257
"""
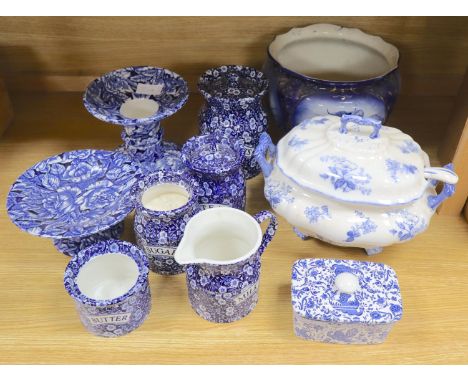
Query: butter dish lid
291 258 403 324
276 114 432 206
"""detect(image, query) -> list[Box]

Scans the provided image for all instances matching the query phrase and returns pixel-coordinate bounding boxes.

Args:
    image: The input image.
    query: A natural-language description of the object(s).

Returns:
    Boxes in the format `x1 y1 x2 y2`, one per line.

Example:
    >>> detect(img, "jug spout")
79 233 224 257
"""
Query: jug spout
174 207 277 266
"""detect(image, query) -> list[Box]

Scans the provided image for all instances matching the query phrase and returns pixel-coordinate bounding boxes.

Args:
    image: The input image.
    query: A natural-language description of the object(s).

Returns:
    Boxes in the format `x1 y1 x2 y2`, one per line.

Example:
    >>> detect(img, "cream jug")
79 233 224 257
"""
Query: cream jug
174 207 277 323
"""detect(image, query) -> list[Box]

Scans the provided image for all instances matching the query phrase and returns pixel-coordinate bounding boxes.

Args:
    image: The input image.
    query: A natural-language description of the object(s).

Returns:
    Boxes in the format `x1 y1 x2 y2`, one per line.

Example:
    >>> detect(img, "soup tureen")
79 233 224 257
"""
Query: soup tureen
255 114 458 255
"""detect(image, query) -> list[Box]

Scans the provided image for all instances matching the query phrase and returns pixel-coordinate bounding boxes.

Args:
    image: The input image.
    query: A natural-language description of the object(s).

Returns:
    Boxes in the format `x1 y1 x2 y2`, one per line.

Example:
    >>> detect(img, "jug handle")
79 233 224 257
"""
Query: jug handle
254 132 276 177
253 210 278 255
425 163 458 210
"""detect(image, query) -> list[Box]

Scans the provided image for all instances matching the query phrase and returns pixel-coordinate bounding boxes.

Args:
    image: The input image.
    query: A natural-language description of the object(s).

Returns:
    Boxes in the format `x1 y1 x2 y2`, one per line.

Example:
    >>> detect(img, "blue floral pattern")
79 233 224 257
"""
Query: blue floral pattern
385 159 418 182
83 66 188 126
288 135 309 149
387 210 427 241
134 172 201 275
345 211 377 242
291 258 402 344
54 221 124 257
319 155 372 195
7 150 140 246
182 133 246 210
64 240 151 337
198 65 269 179
304 205 330 223
184 211 277 323
399 140 420 154
264 180 294 208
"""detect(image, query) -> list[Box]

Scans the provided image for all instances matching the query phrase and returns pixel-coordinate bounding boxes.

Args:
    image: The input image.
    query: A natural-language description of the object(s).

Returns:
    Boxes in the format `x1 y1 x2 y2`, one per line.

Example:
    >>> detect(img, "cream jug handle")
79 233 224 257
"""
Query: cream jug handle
253 210 278 256
255 132 276 177
425 163 458 210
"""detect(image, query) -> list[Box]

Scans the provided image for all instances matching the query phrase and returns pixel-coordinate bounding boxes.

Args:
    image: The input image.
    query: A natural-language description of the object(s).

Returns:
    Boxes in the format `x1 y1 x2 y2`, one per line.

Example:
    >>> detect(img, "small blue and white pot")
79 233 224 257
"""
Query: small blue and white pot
198 65 269 179
264 24 400 132
181 133 246 210
175 207 278 323
133 172 201 275
64 240 151 337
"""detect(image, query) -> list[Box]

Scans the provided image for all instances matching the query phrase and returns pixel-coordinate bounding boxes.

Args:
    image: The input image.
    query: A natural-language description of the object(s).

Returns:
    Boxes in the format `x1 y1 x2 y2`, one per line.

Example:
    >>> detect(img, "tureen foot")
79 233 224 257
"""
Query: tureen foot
293 227 310 240
365 247 383 256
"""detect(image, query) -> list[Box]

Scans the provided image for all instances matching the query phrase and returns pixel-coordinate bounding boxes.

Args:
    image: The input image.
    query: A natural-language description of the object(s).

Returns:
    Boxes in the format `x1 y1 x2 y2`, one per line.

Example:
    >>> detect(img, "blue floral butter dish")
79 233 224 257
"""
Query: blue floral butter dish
291 258 403 344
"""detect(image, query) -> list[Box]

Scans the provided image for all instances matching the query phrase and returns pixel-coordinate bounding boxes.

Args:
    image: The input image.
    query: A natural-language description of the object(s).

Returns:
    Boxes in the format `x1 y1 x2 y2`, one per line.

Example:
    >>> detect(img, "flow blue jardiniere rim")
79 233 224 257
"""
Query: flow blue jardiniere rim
6 149 141 239
64 239 149 307
266 23 400 86
83 66 189 126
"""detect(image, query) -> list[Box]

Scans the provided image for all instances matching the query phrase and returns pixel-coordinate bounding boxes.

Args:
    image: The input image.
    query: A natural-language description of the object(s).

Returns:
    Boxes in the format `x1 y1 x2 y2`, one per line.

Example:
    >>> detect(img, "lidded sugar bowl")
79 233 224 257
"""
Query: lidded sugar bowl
255 114 458 255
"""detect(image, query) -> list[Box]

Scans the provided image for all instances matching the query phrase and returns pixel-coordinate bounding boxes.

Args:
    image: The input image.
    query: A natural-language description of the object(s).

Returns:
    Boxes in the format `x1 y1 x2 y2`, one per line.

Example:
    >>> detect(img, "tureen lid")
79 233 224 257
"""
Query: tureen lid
276 115 432 206
291 258 403 325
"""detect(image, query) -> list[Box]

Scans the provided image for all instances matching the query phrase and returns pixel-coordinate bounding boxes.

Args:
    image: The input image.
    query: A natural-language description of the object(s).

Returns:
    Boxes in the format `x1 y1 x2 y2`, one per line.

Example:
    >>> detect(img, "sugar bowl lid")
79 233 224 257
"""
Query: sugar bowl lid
276 115 440 206
291 258 403 325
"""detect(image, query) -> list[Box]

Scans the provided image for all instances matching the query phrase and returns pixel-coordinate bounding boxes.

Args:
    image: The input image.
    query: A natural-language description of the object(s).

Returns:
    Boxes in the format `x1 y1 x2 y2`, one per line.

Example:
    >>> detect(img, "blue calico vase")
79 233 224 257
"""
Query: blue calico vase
198 65 269 179
133 172 201 275
64 240 151 337
264 24 400 132
291 258 403 344
83 66 189 174
181 133 246 210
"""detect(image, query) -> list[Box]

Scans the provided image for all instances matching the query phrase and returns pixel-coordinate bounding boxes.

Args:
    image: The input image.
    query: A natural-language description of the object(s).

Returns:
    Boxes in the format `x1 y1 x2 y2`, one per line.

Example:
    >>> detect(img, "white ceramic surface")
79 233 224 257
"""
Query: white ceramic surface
174 207 262 265
76 252 139 301
268 23 399 82
141 183 190 211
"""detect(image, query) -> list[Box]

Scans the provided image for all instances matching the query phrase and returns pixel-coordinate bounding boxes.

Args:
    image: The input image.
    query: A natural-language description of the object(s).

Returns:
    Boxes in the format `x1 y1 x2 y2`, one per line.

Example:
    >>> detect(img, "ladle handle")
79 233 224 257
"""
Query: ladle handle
253 210 278 256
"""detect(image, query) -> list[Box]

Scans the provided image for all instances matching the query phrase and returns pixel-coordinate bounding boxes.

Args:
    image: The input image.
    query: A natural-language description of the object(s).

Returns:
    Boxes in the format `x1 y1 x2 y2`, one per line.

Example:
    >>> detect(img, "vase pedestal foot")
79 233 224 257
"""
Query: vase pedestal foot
53 221 125 257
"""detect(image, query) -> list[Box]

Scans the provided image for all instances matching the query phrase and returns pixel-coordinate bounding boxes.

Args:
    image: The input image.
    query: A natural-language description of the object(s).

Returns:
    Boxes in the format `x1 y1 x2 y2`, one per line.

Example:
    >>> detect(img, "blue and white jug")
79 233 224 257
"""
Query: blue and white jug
174 207 278 323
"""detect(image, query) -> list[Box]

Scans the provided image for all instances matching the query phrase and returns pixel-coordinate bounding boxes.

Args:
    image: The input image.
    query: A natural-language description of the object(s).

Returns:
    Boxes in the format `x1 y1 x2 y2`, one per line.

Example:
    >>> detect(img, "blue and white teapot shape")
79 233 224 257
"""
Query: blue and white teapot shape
255 114 458 255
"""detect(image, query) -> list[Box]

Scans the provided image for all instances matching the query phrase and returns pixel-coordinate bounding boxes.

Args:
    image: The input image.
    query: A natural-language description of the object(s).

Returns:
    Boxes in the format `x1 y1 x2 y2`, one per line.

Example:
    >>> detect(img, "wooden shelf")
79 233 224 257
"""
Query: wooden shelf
1 93 468 364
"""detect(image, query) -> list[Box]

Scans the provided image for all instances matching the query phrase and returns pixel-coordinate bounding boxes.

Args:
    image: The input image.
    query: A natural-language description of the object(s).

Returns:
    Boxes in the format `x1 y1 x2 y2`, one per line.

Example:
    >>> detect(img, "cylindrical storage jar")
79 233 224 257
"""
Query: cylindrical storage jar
133 171 201 275
198 65 269 179
181 133 246 210
64 240 151 337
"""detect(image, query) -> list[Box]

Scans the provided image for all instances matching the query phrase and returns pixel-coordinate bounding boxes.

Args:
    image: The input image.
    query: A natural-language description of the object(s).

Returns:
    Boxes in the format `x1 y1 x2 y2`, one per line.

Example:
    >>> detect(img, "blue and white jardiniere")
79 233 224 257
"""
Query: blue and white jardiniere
83 66 189 173
133 172 201 275
255 114 458 255
6 149 140 256
292 258 402 344
64 240 151 337
181 133 246 210
174 207 278 323
198 65 269 179
264 24 400 132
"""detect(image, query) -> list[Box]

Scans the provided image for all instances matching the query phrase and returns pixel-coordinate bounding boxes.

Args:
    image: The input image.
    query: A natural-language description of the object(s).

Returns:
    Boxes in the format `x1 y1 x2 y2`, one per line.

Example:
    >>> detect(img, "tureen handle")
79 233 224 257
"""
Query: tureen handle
255 132 276 177
340 114 382 139
425 163 458 210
